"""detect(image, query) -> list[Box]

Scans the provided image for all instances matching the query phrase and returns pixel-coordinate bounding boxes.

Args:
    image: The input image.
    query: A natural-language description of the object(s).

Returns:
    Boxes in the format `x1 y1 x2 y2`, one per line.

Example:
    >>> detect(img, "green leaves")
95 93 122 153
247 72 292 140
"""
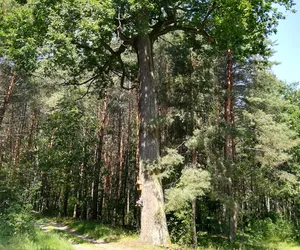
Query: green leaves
242 71 299 167
0 0 296 81
165 168 211 211
145 148 184 178
253 110 298 166
0 5 38 71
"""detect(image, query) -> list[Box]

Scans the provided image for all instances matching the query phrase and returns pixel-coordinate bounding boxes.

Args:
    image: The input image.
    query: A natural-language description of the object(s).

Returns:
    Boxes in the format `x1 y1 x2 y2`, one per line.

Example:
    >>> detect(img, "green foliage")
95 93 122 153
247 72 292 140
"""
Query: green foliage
65 219 135 240
5 204 35 235
166 168 210 212
0 162 37 237
237 70 300 202
146 148 184 178
167 205 193 246
36 89 99 215
245 109 298 166
0 0 300 248
247 217 295 243
0 0 295 74
0 205 34 238
0 228 74 250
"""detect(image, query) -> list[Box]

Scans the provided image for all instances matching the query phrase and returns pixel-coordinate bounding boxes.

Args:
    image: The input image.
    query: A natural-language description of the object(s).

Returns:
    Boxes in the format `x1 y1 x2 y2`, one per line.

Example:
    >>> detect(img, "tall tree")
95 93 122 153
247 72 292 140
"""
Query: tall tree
0 0 295 246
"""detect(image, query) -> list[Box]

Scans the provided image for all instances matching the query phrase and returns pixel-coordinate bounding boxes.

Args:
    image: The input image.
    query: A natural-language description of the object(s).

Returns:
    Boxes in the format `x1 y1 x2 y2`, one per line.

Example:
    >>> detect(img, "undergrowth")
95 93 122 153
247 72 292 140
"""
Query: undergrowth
0 228 74 250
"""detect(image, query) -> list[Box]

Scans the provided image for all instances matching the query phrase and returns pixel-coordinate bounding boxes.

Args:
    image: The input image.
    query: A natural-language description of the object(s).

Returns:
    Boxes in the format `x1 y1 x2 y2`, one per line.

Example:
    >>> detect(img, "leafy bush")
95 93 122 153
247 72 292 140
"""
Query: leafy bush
167 207 193 246
247 217 294 243
0 202 35 237
0 164 36 237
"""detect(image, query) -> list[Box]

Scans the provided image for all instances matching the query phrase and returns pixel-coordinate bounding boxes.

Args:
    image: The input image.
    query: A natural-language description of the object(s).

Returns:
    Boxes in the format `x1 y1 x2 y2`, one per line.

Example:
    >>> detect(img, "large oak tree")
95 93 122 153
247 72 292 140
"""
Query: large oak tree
0 0 295 246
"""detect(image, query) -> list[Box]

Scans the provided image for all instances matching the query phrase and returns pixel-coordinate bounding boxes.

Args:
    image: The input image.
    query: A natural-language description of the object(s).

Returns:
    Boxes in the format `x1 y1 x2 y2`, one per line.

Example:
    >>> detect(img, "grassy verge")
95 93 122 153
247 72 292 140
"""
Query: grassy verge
38 216 135 241
38 217 190 249
0 228 74 250
196 234 300 250
36 217 300 250
67 219 134 241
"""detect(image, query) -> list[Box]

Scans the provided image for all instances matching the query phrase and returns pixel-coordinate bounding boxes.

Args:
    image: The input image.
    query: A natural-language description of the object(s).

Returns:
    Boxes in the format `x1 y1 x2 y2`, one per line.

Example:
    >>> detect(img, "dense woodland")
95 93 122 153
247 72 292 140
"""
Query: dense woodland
1 0 300 249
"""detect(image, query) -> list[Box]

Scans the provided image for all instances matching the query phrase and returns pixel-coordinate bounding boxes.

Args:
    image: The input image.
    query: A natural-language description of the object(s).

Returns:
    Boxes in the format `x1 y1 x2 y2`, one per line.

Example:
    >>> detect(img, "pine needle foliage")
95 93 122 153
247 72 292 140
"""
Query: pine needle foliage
165 167 211 212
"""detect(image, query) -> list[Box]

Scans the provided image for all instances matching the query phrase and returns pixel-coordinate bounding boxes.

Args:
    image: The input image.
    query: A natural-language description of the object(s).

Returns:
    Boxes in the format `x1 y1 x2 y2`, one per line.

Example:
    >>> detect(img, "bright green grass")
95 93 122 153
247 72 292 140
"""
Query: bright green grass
196 243 300 250
52 217 136 241
36 217 300 250
196 238 300 250
51 229 87 244
265 242 300 250
0 229 74 250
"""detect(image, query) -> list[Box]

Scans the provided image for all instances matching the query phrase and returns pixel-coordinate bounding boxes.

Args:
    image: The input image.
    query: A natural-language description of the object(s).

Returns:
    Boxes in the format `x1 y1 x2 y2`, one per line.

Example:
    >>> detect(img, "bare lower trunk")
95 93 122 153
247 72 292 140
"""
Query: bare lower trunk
136 34 170 246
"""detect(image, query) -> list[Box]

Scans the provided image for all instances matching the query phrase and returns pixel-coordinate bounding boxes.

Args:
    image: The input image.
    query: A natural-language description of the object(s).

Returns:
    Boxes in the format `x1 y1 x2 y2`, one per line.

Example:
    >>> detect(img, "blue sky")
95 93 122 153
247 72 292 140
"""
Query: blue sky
270 3 300 85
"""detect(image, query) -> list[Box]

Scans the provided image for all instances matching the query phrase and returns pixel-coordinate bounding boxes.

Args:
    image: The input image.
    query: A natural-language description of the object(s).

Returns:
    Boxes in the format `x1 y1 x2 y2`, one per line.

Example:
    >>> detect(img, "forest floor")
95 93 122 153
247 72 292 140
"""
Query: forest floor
39 221 163 250
37 220 300 250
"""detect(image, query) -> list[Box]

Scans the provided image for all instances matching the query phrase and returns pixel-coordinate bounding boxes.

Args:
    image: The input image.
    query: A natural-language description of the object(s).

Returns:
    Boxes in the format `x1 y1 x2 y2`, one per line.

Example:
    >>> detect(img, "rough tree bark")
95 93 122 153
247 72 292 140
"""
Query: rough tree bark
136 34 170 246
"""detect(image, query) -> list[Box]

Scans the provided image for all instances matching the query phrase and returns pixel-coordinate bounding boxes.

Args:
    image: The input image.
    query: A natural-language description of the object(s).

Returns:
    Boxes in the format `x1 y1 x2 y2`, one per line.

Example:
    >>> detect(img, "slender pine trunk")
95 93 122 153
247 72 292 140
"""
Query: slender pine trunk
92 98 107 220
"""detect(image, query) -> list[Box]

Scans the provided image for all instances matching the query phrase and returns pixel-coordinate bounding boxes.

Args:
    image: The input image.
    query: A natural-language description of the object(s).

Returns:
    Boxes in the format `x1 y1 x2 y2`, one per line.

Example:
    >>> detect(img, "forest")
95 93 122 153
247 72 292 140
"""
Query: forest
0 0 300 249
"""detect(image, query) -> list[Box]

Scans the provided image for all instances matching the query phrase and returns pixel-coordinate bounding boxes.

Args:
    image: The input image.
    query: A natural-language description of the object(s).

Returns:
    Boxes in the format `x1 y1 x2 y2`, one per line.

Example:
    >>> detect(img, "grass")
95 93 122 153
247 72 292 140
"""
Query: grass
37 217 188 249
52 229 87 244
62 219 202 250
66 219 134 241
265 242 300 250
0 229 74 250
35 217 300 250
196 234 300 250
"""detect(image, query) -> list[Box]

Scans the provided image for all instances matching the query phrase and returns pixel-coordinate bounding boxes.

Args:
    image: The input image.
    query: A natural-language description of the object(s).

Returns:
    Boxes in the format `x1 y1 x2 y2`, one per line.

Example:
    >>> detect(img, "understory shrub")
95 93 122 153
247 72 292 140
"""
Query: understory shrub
247 217 294 242
167 208 193 246
0 164 36 237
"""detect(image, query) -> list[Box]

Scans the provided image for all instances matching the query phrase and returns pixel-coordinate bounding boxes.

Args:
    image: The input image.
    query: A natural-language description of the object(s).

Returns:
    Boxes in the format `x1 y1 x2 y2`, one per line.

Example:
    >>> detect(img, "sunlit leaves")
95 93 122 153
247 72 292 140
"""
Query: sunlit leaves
165 168 211 211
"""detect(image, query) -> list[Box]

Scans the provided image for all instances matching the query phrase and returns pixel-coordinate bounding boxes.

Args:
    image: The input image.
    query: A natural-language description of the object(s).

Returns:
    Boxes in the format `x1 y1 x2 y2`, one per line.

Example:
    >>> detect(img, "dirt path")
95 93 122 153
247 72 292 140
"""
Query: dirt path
39 222 139 250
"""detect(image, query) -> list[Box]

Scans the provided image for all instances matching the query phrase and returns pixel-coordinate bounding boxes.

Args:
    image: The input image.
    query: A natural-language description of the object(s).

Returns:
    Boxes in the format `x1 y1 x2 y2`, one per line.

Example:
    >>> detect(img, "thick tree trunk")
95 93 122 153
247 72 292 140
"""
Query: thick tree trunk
136 35 170 246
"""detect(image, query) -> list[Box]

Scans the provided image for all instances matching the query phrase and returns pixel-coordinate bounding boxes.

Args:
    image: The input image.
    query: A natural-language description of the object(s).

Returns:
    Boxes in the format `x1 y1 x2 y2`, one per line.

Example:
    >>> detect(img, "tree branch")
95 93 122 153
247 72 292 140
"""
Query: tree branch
152 2 218 43
64 40 128 87
115 10 135 46
157 25 215 43
150 15 176 42
116 54 136 90
200 1 218 30
75 78 95 101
